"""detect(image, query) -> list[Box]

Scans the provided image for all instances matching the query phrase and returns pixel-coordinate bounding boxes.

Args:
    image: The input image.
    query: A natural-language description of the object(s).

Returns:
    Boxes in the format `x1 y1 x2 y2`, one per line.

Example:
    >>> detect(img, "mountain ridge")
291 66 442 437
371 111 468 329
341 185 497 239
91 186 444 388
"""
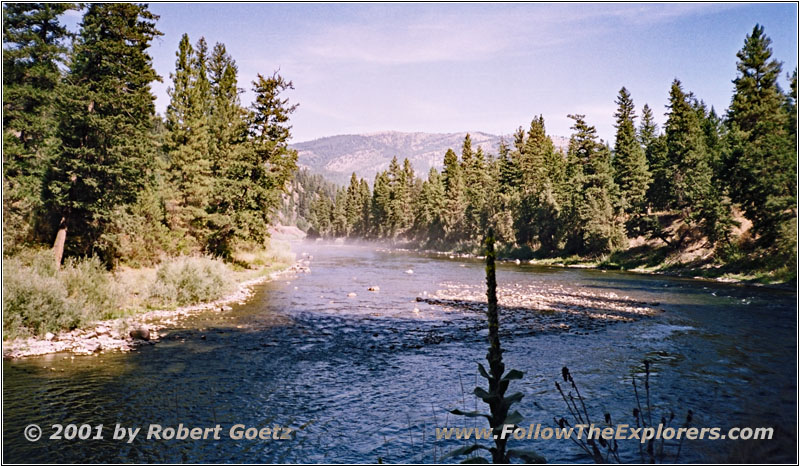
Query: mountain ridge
291 130 569 185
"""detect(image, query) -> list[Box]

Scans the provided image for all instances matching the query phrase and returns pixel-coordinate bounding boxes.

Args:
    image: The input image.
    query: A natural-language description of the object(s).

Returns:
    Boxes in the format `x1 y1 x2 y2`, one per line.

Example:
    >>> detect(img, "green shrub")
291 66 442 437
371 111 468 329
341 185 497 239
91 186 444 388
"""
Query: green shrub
2 250 124 340
61 256 123 321
148 256 235 307
3 256 78 339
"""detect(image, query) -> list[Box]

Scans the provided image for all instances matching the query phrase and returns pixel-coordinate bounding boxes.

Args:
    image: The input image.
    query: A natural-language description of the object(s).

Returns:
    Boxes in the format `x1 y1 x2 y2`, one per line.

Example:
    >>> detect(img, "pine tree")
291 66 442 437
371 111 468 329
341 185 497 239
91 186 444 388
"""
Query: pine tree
331 187 347 236
345 172 361 236
207 42 246 174
164 33 213 245
3 3 74 250
205 72 297 257
357 178 372 236
309 195 333 237
463 137 488 238
492 140 519 244
371 170 392 237
515 116 563 252
441 148 466 242
415 167 446 241
399 158 416 232
639 104 670 212
497 138 521 193
385 156 405 237
664 80 731 246
725 24 796 246
612 87 651 220
564 114 625 254
44 3 162 266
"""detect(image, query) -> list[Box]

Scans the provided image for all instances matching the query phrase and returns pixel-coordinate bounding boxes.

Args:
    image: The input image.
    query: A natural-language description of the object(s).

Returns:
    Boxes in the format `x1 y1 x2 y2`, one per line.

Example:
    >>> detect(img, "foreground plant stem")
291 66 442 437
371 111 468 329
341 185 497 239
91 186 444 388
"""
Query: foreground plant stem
485 229 508 463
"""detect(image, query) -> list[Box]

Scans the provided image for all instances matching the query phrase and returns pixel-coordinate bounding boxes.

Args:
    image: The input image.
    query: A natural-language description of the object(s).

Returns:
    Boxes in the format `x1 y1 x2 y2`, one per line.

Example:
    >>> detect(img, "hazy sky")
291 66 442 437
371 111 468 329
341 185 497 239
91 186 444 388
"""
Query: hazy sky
65 3 798 144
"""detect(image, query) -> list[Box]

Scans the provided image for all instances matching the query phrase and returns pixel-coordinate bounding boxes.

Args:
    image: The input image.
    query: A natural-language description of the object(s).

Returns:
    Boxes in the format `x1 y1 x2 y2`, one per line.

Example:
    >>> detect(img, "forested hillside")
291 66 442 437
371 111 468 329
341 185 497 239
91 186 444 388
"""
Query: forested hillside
276 168 339 231
292 131 573 186
3 3 297 265
306 25 797 281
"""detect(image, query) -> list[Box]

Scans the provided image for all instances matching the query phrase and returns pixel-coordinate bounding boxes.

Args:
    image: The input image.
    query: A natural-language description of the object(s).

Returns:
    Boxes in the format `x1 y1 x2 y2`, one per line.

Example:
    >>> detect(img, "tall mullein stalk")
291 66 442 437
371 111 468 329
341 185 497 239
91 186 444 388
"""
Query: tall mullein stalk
446 229 545 464
485 228 508 463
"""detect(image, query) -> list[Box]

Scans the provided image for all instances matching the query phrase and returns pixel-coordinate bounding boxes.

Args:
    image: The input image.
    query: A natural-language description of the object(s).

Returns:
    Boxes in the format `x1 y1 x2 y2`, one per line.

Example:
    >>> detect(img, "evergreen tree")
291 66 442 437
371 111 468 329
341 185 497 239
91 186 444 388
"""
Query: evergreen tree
611 87 651 221
664 80 731 246
786 68 797 144
207 42 246 174
399 158 416 232
164 33 213 245
3 3 74 250
492 140 519 244
725 24 796 246
463 137 488 238
44 3 162 266
371 170 392 237
497 138 521 193
515 116 562 251
331 187 347 236
357 178 372 236
205 72 298 257
441 148 466 242
564 114 625 254
386 156 405 237
639 104 670 212
345 172 361 236
309 195 333 237
415 167 446 241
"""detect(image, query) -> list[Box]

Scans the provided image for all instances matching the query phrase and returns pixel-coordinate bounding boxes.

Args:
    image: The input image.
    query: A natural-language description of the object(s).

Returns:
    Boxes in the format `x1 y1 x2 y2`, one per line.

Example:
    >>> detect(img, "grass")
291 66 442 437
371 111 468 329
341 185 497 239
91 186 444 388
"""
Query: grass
2 241 295 341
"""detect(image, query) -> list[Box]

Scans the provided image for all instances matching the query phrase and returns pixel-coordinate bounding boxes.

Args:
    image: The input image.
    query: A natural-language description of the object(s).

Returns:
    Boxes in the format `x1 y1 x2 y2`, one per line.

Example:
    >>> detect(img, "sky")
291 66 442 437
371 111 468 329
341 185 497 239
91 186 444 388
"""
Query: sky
65 2 799 144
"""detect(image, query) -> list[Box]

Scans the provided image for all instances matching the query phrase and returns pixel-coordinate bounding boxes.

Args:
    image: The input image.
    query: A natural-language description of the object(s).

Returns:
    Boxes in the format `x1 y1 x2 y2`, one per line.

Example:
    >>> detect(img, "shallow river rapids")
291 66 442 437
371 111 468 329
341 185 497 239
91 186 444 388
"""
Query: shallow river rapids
3 242 796 463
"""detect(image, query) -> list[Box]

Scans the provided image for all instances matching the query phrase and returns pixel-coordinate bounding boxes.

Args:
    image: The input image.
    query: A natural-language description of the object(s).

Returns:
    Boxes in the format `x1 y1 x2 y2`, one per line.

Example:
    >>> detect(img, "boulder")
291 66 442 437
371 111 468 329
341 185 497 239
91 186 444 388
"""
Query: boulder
129 327 150 341
347 292 357 298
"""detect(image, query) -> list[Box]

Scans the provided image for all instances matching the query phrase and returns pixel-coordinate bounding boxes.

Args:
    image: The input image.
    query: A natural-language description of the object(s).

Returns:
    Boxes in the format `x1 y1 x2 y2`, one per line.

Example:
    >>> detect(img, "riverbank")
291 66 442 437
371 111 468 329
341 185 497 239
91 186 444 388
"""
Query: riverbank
2 260 310 359
2 239 309 359
373 241 795 289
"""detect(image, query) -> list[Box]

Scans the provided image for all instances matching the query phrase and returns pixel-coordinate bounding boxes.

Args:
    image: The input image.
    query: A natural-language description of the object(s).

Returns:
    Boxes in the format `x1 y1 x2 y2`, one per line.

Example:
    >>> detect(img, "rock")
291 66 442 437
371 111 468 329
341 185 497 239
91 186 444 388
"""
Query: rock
348 292 357 298
405 269 414 274
129 327 150 341
515 259 521 265
44 332 55 341
368 286 380 292
95 325 110 336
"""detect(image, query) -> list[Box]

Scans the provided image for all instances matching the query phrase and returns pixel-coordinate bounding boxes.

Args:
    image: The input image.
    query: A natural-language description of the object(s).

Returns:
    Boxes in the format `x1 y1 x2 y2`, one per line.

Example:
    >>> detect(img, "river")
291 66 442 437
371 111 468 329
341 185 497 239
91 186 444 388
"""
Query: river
3 241 797 463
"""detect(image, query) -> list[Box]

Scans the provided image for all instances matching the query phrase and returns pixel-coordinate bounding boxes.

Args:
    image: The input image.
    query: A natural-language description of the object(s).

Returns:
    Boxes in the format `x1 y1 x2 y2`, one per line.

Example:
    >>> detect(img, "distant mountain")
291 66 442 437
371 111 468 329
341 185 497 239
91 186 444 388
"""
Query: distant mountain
291 130 569 185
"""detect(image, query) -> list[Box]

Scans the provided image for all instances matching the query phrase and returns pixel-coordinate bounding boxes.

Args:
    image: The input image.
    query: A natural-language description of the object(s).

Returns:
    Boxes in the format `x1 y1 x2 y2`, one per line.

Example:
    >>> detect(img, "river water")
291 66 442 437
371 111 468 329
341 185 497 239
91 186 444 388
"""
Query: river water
3 242 797 463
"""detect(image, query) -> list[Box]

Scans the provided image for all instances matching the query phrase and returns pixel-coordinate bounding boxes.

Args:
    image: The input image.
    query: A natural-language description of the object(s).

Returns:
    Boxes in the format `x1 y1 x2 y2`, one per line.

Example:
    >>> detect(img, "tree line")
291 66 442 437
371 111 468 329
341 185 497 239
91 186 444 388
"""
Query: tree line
307 25 796 264
3 3 298 267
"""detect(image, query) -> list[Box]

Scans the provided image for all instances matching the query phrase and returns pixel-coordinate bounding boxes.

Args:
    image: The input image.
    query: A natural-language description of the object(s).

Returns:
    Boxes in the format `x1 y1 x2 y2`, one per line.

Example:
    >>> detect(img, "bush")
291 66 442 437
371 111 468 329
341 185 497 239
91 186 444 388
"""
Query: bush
148 256 235 307
61 256 123 321
3 258 79 340
2 250 120 340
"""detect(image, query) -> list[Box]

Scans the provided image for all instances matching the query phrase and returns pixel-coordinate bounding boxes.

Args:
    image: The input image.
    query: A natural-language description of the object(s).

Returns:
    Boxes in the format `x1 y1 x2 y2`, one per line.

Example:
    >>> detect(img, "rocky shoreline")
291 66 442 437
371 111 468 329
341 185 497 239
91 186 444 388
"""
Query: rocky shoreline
2 260 311 359
378 246 790 288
